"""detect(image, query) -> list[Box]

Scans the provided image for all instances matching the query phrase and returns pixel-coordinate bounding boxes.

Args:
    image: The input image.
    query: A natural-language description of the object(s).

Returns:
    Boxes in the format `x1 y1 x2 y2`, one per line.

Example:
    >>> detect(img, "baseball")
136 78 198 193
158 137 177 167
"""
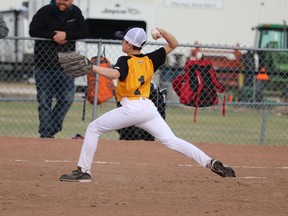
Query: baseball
151 28 161 40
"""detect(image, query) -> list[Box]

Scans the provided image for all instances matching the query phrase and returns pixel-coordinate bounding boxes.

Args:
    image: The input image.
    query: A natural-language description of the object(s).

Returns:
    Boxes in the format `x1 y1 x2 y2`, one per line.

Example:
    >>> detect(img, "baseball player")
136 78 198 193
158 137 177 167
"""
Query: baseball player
59 27 236 182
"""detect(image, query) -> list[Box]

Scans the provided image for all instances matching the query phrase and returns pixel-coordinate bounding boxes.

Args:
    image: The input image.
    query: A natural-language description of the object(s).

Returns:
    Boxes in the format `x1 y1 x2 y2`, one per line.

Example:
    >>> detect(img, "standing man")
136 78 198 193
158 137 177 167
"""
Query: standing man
29 0 87 138
59 27 236 182
0 13 9 38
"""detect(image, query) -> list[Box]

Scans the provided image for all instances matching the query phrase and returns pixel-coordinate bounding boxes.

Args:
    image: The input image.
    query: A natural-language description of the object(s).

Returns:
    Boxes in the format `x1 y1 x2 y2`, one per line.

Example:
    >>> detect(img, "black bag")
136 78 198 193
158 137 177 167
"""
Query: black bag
117 83 167 141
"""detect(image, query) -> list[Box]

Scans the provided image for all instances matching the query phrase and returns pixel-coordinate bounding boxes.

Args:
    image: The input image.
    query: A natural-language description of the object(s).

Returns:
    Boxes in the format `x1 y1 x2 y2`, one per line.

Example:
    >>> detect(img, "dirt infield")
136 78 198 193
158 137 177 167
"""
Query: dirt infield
0 137 287 216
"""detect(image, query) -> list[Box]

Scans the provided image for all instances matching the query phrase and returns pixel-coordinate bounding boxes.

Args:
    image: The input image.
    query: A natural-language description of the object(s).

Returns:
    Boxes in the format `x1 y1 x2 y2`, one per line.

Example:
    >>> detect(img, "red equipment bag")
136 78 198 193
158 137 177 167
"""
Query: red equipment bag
172 59 226 123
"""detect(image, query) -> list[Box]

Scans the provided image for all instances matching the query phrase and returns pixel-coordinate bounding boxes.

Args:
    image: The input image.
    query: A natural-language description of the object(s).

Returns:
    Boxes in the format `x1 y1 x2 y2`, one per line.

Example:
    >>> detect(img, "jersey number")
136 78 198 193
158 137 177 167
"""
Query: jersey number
134 75 144 95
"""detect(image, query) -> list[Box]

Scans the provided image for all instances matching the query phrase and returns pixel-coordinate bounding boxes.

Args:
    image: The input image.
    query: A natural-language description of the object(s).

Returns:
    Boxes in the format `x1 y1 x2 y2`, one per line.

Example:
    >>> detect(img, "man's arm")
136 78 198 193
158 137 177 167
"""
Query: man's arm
65 7 87 40
29 7 56 39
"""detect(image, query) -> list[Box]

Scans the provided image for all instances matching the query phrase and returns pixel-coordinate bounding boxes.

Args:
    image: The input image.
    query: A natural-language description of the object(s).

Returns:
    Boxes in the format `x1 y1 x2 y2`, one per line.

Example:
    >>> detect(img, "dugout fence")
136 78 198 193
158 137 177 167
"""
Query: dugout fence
0 37 287 145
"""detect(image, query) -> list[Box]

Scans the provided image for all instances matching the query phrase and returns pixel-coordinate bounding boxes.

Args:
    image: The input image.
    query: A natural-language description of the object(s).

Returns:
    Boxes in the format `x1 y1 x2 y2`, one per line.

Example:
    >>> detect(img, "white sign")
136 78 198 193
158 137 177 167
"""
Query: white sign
165 0 222 9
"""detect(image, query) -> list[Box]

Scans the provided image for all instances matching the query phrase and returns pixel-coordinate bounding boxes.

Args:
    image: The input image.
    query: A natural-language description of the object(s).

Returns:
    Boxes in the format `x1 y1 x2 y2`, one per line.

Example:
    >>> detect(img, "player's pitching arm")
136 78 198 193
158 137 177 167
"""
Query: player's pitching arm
152 28 179 54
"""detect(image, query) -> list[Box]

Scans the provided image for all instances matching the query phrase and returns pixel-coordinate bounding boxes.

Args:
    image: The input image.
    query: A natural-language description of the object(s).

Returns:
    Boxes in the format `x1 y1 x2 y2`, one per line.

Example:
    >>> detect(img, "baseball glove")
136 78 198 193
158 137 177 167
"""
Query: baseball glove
58 52 93 78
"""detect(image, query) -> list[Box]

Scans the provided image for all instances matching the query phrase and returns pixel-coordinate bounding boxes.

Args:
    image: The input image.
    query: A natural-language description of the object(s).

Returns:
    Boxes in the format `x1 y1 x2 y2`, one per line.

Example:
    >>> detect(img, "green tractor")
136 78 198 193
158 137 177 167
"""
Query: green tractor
241 23 288 102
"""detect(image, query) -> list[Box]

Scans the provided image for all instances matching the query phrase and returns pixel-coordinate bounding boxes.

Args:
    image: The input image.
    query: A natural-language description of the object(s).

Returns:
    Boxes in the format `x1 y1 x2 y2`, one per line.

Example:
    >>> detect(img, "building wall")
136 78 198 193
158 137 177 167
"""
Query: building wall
1 0 288 46
155 0 288 46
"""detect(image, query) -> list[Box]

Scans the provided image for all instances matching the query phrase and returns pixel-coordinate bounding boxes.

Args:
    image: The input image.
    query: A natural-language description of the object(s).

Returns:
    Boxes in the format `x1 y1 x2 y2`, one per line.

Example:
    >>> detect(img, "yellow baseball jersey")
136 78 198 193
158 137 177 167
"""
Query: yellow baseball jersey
116 55 154 101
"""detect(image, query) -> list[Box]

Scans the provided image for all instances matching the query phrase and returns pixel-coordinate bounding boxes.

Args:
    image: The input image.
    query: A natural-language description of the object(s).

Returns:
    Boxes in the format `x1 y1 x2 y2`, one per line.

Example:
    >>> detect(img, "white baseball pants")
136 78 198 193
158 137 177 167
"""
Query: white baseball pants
78 97 211 172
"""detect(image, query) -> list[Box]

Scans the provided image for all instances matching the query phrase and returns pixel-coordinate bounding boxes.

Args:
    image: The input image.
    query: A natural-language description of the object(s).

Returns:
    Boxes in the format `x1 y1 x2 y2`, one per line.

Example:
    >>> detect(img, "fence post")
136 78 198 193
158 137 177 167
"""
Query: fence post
259 105 268 145
92 41 102 121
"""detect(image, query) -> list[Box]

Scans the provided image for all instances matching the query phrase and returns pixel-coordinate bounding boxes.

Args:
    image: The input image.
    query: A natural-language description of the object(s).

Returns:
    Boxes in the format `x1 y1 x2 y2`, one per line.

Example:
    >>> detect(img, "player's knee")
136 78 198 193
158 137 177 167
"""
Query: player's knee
86 121 102 136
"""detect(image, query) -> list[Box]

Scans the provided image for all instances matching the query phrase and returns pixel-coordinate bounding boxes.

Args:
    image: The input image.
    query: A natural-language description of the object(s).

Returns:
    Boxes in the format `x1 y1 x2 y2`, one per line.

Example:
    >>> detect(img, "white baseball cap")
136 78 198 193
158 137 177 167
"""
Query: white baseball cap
115 27 147 48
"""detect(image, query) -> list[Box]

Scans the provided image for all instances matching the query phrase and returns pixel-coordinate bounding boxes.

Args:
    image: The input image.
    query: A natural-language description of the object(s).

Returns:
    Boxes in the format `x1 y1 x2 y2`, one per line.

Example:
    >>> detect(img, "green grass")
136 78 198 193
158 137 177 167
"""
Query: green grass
0 101 287 145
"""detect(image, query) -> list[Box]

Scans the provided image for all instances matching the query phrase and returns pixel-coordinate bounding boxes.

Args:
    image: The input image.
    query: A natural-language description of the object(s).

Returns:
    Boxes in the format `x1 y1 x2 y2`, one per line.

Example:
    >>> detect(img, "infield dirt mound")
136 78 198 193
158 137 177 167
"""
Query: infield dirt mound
0 137 287 216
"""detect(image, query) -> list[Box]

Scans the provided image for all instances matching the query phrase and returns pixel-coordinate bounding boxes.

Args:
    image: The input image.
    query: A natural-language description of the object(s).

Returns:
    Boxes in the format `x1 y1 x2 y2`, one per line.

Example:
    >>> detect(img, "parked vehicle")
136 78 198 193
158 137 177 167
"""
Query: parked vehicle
242 23 288 102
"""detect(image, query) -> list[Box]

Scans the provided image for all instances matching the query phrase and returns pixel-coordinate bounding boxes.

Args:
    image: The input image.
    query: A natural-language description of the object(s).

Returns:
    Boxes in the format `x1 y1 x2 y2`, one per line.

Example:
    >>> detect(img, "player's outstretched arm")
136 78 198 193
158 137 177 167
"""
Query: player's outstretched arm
91 65 120 80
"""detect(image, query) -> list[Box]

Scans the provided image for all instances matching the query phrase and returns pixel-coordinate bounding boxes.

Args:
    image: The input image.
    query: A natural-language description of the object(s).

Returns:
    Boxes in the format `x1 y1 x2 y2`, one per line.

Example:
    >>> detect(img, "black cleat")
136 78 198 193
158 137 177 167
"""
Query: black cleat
210 159 236 177
59 168 91 182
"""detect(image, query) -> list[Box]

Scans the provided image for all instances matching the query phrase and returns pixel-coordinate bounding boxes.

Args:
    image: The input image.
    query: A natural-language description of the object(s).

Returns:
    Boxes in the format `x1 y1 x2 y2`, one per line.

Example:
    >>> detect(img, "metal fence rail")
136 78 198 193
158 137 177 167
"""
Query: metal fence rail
0 37 287 145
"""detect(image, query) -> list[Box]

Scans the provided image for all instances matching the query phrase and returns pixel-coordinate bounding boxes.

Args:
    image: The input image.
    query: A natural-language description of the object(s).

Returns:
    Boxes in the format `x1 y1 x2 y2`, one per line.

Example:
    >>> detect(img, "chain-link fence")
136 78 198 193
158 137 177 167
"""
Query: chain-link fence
0 37 287 144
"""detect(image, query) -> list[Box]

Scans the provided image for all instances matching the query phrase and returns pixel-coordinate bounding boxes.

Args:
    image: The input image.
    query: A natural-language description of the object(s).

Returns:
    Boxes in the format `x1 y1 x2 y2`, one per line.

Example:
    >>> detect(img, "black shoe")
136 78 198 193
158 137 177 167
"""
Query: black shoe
210 159 236 177
72 133 84 139
40 135 54 138
59 168 91 182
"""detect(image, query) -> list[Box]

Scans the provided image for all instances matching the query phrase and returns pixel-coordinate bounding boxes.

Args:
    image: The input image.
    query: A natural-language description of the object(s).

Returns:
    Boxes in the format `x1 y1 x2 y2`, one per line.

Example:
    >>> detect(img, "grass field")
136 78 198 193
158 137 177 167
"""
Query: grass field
0 100 287 145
